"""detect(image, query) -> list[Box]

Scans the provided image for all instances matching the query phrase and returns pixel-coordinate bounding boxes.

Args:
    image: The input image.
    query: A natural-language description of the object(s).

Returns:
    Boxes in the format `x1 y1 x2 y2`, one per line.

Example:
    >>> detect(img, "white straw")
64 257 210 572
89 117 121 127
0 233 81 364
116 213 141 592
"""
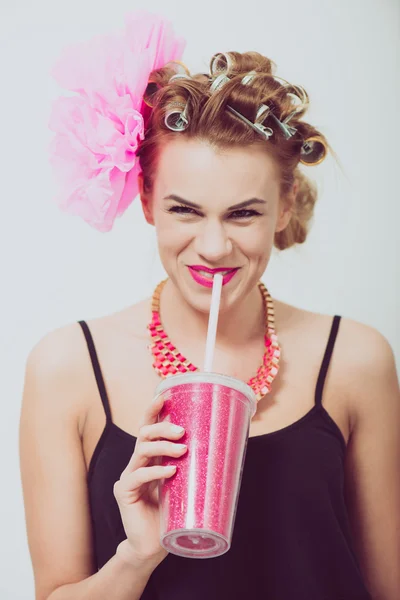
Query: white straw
203 273 223 372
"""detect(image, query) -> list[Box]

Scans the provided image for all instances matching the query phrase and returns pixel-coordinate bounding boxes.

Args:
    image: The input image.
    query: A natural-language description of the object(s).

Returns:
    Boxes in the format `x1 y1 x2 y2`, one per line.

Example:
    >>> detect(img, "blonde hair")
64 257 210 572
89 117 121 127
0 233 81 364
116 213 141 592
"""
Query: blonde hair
137 51 332 250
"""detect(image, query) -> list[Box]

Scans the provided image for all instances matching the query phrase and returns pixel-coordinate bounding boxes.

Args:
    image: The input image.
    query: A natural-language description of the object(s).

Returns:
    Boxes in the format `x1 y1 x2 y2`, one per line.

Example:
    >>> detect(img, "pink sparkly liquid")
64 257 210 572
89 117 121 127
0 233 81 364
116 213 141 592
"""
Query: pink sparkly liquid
157 377 254 558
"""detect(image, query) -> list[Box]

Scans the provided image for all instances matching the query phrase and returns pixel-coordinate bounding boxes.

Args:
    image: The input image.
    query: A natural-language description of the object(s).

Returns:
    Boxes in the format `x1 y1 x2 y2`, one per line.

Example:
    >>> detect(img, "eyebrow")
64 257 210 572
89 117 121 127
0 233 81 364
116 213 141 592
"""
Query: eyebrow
163 194 267 211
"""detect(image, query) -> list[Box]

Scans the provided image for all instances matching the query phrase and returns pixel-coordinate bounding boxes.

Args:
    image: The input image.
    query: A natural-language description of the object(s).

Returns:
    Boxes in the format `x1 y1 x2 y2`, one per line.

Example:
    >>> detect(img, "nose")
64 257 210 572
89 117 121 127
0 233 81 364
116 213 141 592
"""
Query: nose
193 219 233 262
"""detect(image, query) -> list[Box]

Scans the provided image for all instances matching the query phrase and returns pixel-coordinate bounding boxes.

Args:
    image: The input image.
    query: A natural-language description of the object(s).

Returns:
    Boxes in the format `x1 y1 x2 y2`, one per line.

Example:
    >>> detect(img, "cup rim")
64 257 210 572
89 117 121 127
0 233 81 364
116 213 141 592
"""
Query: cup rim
154 371 257 416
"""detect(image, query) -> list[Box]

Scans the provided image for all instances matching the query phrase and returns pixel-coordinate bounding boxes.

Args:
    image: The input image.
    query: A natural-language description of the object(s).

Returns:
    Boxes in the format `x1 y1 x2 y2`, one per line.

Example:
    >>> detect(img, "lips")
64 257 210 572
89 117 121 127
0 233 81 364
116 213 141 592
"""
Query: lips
189 265 237 275
187 265 239 288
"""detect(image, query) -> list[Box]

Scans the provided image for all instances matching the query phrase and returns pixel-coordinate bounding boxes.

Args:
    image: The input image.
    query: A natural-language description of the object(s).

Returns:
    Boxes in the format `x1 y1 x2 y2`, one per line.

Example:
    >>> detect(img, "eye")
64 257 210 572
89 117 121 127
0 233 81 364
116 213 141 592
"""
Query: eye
167 205 262 219
229 209 261 219
167 205 199 216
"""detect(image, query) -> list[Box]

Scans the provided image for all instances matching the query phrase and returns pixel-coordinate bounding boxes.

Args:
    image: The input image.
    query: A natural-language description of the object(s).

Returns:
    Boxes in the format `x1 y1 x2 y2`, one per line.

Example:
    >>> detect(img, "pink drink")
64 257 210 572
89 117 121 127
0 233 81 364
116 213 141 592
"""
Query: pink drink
155 372 256 559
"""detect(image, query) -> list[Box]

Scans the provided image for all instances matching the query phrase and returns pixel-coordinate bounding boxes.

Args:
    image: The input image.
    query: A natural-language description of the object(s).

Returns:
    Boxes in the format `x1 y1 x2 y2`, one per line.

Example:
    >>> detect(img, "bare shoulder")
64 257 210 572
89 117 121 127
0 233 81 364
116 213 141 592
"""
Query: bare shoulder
25 321 96 435
275 298 396 376
274 298 398 422
335 316 395 365
334 316 397 389
24 297 152 439
29 321 89 366
334 316 399 417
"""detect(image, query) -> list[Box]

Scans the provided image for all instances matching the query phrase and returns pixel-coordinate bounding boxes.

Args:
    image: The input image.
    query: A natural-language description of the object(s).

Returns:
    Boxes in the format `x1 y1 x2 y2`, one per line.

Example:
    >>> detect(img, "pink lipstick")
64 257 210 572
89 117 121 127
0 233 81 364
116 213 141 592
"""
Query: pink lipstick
187 265 239 288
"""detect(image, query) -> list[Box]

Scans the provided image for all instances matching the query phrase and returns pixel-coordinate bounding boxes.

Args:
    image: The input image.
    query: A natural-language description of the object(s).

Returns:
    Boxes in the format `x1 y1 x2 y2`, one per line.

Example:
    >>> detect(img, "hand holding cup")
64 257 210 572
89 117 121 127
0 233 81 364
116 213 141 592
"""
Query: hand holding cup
113 394 187 567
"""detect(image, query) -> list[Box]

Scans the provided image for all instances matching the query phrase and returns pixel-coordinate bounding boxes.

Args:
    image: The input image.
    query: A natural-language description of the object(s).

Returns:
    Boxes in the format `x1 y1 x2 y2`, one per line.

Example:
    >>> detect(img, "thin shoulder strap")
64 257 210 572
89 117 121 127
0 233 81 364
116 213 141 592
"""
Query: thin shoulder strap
78 320 112 423
315 315 341 406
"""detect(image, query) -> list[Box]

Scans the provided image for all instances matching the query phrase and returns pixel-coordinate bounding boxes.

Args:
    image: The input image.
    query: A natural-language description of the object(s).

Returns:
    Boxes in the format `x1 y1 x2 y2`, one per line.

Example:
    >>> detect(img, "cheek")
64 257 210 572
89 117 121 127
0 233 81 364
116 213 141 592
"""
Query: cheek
154 215 194 256
232 221 274 257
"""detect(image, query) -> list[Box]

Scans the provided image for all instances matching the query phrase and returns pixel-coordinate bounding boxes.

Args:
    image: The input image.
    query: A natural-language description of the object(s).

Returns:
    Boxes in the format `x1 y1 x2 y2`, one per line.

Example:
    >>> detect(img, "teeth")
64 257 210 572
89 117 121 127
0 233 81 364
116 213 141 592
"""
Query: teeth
197 270 214 279
197 270 232 278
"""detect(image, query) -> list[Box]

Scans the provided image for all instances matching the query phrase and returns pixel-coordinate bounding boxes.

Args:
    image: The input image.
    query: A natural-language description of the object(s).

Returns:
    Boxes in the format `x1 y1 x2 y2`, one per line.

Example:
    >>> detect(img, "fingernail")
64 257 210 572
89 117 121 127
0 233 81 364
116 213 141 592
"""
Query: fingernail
171 424 185 434
165 465 177 472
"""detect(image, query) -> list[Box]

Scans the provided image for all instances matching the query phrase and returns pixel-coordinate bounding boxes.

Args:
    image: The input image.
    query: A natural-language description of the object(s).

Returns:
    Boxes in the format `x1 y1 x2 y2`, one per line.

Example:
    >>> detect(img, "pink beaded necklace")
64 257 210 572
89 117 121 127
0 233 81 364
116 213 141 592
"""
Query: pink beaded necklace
147 279 281 401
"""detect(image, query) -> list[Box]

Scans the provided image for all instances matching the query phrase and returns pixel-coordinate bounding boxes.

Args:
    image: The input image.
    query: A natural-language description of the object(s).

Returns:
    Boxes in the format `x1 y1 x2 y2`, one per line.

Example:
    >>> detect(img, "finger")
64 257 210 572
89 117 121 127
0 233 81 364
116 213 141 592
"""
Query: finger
122 439 187 476
139 421 185 442
137 393 165 430
114 464 177 504
138 440 187 462
121 397 172 475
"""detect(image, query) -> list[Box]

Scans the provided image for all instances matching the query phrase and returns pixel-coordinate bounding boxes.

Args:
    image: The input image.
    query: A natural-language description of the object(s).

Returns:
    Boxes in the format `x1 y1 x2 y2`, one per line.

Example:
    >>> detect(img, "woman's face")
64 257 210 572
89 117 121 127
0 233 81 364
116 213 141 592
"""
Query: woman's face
139 137 293 313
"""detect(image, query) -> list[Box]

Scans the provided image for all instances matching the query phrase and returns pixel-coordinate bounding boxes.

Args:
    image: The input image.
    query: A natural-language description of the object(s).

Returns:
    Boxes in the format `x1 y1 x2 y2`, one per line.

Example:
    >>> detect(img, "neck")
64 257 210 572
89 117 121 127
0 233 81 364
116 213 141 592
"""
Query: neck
158 278 266 352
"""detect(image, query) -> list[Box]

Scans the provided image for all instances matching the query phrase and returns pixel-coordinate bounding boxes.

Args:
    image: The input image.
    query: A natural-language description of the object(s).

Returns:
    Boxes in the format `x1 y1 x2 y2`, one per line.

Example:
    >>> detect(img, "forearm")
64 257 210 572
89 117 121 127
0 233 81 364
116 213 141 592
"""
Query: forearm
47 541 158 600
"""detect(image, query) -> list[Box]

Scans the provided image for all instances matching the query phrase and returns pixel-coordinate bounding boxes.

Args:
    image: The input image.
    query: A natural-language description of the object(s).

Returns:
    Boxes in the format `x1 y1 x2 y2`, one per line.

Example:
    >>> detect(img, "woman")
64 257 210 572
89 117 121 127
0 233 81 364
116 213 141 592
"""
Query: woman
19 12 400 600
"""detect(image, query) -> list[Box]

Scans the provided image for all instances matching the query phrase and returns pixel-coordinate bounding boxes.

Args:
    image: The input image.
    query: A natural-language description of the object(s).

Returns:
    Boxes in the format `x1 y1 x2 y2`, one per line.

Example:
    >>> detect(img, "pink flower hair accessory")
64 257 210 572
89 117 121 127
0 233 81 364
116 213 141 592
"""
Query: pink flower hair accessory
48 11 186 232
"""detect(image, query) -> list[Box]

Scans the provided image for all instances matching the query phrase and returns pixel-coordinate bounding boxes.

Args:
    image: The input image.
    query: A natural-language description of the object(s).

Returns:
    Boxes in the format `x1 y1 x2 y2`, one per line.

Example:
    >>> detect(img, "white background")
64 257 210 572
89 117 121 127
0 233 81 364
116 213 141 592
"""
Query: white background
1 0 399 597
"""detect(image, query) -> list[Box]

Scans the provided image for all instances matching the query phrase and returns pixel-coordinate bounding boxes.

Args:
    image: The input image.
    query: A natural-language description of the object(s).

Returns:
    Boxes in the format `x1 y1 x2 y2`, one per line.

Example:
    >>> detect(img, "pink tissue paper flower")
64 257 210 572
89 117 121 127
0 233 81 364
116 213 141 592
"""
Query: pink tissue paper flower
48 11 186 231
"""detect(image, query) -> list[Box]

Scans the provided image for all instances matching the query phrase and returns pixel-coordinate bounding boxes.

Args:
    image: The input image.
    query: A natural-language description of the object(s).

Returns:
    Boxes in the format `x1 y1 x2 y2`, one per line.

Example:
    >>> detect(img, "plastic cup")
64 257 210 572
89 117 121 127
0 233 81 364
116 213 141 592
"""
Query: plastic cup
154 371 256 559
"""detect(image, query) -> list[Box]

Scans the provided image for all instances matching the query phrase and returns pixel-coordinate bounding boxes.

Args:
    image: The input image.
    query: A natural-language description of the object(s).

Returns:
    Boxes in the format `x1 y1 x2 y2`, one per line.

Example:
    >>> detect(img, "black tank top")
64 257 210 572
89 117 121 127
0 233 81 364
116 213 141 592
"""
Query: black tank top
78 316 372 600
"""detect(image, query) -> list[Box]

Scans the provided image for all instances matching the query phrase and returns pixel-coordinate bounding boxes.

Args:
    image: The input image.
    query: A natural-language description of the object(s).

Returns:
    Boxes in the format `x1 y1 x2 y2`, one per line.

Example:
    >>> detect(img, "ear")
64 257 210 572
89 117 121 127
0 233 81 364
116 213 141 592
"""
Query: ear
138 172 155 226
275 179 298 233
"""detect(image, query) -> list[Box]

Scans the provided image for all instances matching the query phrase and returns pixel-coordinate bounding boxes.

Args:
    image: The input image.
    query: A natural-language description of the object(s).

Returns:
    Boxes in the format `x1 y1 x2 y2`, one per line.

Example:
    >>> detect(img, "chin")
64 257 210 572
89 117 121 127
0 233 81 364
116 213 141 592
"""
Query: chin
185 272 247 314
187 293 232 316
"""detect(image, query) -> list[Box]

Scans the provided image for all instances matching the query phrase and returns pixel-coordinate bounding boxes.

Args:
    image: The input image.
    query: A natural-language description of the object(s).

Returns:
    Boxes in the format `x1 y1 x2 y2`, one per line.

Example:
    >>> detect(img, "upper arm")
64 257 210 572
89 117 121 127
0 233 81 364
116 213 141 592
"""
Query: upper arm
343 320 400 600
19 324 95 600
